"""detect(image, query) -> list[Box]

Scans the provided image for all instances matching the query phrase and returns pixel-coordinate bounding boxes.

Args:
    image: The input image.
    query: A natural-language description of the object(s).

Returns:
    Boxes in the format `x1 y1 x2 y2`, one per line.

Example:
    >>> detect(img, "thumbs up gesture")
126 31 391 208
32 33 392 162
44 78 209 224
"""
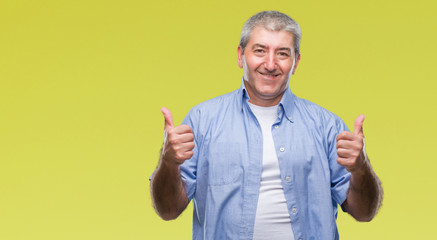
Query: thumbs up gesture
336 115 367 173
160 107 195 166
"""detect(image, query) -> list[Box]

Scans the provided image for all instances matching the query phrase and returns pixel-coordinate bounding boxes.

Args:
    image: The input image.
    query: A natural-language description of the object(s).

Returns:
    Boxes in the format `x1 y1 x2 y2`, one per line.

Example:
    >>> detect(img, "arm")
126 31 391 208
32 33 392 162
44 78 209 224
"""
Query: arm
337 115 383 222
341 152 383 221
150 151 189 221
150 107 194 221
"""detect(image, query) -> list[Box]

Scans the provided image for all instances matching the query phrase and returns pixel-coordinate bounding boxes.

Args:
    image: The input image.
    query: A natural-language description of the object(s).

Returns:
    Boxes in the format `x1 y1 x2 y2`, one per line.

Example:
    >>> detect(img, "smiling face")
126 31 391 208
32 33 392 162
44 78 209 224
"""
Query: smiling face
238 27 300 107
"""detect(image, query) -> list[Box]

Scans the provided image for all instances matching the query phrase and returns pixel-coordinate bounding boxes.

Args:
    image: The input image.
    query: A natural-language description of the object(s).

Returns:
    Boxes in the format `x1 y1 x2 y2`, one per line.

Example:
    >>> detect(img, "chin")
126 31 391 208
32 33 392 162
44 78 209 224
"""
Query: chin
257 86 283 95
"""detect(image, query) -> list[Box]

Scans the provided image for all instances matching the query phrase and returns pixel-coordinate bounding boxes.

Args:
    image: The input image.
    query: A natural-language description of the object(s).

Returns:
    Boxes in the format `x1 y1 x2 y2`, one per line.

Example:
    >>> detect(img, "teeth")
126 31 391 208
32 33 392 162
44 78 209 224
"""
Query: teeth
258 71 279 77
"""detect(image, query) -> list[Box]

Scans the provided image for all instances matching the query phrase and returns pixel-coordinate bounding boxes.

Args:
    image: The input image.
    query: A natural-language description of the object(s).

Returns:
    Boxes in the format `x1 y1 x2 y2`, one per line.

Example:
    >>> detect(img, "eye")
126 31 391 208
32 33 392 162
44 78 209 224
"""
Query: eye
278 52 290 57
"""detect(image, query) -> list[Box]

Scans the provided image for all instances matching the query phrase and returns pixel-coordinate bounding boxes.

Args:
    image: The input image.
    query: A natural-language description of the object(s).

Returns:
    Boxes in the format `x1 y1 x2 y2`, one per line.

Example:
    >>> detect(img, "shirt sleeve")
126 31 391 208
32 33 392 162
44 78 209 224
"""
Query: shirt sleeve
178 107 201 201
326 115 351 209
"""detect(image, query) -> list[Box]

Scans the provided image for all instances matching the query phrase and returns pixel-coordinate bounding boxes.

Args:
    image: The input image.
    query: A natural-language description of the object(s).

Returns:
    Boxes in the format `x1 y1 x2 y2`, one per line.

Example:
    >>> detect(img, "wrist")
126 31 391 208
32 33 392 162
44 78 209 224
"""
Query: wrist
349 152 370 176
160 155 181 169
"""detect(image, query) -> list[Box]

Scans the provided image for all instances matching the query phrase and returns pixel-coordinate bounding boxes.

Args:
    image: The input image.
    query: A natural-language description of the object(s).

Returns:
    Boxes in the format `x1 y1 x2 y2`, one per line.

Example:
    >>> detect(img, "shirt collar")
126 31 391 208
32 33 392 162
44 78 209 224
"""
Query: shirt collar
239 78 295 123
278 85 295 123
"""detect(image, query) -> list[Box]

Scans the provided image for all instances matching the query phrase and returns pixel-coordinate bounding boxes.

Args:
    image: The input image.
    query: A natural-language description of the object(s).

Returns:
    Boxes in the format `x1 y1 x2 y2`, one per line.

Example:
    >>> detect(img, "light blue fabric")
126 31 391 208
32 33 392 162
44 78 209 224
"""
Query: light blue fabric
178 81 351 240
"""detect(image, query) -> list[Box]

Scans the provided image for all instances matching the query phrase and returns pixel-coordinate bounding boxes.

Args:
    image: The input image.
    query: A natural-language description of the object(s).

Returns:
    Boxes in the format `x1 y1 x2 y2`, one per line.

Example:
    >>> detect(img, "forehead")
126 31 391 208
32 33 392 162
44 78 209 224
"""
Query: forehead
247 27 295 49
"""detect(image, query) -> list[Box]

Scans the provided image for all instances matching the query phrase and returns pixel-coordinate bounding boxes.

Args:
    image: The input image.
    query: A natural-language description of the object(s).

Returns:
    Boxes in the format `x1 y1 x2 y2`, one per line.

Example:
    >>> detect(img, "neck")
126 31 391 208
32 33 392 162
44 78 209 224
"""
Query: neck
244 81 286 107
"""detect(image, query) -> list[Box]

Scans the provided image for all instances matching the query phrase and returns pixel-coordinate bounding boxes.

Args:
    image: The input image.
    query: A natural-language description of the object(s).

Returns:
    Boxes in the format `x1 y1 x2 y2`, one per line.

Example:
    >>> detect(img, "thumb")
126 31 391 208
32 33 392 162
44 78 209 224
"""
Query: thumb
161 107 174 130
354 114 365 136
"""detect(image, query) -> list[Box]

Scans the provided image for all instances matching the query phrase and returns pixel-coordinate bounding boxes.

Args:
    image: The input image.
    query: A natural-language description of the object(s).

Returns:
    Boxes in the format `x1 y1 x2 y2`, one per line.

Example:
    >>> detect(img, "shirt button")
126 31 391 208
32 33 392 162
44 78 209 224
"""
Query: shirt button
292 208 297 213
285 176 291 182
274 125 279 129
280 147 285 152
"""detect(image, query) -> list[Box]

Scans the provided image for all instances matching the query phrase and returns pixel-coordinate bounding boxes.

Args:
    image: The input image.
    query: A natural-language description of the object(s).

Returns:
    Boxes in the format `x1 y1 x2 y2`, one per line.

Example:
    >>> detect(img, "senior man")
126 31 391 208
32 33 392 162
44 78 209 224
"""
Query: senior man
150 11 383 240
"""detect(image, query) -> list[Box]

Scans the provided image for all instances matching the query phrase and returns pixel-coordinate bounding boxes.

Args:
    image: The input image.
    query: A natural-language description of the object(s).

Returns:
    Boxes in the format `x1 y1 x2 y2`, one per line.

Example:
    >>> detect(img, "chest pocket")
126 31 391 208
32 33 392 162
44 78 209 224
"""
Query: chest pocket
208 142 242 186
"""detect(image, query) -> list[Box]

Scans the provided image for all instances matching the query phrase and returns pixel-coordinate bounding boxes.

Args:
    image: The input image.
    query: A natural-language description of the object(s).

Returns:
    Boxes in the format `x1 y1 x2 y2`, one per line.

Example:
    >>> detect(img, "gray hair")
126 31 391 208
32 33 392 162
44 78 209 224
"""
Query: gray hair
239 11 302 57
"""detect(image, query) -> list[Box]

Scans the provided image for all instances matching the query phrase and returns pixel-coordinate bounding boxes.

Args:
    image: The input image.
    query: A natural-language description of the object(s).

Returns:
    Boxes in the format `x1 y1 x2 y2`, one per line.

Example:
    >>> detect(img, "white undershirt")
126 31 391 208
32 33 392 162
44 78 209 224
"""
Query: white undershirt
249 103 295 240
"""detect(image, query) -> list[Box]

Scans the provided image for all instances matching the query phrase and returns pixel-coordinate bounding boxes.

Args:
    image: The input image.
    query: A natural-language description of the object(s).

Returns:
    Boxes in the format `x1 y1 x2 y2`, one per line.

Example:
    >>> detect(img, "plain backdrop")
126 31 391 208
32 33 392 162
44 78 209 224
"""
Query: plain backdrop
1 0 436 239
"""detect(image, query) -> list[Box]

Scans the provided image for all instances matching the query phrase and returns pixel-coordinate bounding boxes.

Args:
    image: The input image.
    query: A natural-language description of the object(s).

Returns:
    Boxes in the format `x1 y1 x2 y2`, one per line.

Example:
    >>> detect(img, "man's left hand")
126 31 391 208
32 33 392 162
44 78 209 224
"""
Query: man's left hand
336 115 366 173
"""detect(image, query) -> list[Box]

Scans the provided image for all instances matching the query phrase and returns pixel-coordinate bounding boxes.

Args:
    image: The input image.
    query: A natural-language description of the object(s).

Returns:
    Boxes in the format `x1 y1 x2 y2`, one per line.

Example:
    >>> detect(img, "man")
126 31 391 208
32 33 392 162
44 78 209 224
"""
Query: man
150 11 383 240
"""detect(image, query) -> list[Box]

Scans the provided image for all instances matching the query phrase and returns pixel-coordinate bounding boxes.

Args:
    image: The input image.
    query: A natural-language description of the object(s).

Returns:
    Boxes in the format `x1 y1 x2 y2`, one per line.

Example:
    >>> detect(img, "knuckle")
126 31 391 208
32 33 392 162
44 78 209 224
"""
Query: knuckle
351 152 359 158
173 145 180 152
168 138 179 146
180 124 193 132
167 128 176 135
186 126 193 133
338 131 347 138
188 133 195 141
175 152 184 160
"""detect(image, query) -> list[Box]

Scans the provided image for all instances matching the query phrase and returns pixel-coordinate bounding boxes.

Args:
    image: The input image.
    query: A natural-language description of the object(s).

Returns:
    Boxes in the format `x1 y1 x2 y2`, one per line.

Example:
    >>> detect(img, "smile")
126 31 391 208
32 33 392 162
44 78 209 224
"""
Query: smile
257 71 281 78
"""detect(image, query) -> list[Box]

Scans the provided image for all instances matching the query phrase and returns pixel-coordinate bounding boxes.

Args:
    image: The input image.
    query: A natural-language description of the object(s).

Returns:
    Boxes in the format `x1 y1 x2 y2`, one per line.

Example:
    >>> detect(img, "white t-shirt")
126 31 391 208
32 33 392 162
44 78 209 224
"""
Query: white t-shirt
248 102 295 240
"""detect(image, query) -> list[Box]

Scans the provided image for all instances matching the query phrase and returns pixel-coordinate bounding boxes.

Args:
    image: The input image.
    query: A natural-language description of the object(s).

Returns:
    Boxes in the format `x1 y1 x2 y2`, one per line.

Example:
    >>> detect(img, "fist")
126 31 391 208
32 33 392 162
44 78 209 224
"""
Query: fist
336 115 366 173
161 107 195 165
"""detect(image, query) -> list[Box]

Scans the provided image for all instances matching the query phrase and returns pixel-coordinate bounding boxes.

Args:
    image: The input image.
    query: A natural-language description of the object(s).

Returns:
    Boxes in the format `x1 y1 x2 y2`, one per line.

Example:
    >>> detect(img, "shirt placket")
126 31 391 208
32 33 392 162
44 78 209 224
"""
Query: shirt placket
239 101 263 240
272 104 304 240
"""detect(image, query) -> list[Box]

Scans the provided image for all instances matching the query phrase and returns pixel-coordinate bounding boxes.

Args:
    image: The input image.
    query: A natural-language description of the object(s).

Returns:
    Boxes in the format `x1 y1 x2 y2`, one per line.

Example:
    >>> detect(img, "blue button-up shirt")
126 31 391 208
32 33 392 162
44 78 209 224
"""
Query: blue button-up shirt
179 82 351 240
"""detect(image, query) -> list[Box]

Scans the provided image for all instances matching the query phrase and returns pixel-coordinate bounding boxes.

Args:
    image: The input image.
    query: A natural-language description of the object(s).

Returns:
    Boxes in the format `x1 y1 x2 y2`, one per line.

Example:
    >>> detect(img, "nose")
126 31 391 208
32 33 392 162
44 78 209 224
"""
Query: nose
264 52 277 72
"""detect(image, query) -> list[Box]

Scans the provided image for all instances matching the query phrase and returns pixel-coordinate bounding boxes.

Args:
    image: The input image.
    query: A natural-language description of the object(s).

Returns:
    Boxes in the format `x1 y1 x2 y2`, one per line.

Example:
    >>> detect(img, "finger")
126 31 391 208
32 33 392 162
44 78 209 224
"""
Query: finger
178 132 195 143
177 151 194 162
168 133 195 145
177 141 196 152
336 131 358 141
161 107 174 130
336 157 348 165
354 114 365 136
172 125 193 134
337 148 359 159
337 157 353 168
336 139 363 150
185 151 194 159
174 147 195 162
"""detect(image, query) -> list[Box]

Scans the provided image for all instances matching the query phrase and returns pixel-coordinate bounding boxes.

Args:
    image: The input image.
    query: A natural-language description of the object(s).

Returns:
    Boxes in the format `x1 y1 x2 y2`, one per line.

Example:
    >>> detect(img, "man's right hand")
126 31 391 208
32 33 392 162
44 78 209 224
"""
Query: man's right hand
161 107 195 166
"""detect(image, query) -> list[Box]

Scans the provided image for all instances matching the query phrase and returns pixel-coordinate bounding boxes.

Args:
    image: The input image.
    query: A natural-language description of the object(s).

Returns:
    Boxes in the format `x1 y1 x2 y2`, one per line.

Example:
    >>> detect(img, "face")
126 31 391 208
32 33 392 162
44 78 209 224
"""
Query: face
237 27 300 106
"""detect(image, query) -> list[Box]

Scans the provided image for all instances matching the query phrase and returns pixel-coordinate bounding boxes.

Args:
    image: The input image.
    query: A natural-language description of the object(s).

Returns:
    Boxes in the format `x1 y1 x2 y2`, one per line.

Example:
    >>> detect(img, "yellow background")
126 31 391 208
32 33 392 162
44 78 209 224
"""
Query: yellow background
1 0 436 239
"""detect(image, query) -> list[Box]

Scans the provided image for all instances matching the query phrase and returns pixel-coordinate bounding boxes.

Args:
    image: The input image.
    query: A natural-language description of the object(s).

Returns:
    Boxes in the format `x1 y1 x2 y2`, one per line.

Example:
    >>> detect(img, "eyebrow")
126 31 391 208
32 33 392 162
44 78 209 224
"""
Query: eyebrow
251 44 267 49
278 47 291 52
251 44 292 53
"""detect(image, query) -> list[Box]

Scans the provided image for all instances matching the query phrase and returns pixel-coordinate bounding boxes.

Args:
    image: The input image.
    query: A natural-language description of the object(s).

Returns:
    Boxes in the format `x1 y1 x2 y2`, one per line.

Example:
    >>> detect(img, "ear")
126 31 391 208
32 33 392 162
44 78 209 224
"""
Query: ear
292 54 301 75
237 45 243 69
